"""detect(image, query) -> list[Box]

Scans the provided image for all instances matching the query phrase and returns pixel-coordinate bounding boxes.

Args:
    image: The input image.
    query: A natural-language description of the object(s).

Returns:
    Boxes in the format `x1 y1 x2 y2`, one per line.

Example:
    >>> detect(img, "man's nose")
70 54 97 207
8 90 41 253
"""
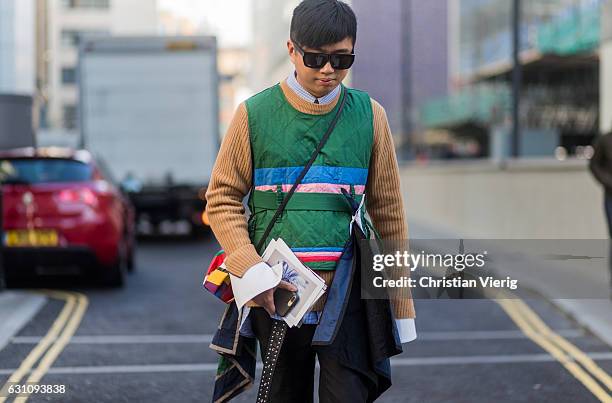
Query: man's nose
320 61 334 74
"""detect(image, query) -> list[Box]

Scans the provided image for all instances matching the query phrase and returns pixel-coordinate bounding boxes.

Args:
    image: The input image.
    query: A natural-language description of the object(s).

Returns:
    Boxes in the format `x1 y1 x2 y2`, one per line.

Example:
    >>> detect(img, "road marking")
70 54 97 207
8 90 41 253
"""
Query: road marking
13 291 88 403
513 297 612 391
0 292 46 352
495 293 612 402
391 352 612 366
0 352 611 375
0 290 88 403
11 334 215 345
1 363 221 375
0 291 76 403
405 329 585 341
9 329 586 345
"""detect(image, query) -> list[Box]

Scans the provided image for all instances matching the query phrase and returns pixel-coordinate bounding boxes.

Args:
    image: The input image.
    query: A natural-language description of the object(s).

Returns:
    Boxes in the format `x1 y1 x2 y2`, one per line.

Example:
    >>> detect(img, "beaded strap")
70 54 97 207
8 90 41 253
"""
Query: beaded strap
256 319 288 402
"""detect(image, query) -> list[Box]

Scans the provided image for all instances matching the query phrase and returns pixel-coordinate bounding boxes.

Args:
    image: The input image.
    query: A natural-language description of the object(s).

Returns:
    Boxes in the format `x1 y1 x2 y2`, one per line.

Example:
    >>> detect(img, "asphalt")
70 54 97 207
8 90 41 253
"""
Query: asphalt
0 235 610 402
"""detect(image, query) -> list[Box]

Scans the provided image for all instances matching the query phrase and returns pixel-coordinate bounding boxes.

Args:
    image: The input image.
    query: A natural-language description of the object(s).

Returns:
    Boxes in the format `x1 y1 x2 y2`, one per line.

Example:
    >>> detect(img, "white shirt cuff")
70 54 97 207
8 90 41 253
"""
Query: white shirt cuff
229 262 281 309
396 318 417 344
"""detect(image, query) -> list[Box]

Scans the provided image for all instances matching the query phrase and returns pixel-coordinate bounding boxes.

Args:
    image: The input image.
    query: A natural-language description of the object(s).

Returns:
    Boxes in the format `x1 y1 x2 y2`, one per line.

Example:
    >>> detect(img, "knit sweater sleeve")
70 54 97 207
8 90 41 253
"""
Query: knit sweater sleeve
205 102 264 278
366 99 416 319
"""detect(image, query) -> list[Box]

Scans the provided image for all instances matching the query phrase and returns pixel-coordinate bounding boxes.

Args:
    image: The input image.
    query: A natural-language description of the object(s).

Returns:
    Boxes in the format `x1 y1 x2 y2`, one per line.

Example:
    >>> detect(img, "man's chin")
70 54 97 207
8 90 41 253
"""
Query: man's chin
311 82 339 98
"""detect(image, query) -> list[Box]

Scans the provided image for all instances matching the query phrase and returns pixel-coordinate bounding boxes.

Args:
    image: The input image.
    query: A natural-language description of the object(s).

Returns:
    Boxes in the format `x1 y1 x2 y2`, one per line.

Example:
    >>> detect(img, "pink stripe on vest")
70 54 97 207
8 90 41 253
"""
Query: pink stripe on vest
255 183 365 194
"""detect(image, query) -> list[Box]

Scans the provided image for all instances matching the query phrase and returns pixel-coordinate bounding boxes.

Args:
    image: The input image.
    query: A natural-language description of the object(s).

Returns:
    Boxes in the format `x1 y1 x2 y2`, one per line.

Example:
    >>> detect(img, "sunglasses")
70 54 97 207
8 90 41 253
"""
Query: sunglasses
292 41 355 70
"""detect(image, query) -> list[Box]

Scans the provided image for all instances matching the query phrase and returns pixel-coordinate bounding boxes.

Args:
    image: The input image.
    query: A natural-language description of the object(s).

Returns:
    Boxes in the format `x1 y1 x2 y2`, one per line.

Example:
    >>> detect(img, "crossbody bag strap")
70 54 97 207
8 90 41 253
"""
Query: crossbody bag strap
254 86 347 253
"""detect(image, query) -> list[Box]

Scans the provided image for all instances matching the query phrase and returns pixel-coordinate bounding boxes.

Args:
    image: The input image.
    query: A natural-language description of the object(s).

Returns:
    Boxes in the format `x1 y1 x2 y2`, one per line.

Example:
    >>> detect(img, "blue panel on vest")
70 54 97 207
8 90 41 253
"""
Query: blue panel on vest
254 165 368 186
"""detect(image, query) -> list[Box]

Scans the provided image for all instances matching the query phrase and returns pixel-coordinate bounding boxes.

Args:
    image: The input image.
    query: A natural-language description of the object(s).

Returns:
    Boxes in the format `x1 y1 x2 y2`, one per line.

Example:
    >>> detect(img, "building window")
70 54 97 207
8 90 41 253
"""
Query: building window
61 0 110 9
61 30 80 47
62 67 77 84
63 105 78 129
61 30 109 48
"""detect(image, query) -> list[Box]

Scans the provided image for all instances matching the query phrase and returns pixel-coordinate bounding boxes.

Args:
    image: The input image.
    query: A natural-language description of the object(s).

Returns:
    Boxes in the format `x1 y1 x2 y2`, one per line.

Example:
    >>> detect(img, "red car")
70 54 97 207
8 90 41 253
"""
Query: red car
1 147 136 287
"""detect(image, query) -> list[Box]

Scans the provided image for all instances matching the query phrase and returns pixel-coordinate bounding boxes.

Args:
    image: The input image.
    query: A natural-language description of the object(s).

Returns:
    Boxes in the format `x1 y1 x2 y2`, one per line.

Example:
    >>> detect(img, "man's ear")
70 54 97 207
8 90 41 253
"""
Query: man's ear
287 39 296 65
287 40 295 55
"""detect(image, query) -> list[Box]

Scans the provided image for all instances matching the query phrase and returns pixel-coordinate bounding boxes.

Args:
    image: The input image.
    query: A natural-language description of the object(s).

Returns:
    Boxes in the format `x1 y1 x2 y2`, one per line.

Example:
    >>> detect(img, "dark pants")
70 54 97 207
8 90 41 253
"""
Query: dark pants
606 195 612 289
605 194 612 238
250 307 373 403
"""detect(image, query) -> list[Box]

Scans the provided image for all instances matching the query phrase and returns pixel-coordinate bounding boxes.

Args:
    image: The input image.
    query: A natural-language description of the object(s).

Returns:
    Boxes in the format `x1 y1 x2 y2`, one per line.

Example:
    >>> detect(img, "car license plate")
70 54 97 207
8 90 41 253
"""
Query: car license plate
4 230 59 247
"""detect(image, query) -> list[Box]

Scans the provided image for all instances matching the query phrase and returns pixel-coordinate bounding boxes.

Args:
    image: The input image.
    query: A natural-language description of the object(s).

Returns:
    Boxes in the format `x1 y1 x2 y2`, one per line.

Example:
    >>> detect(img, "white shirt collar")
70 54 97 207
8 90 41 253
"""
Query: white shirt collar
286 71 341 105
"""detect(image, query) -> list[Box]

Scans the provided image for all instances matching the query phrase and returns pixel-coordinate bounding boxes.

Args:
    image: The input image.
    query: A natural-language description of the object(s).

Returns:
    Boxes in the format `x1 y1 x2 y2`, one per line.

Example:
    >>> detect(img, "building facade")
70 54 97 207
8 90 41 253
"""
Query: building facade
250 0 300 93
419 0 603 159
0 0 36 95
42 0 158 130
351 0 449 156
218 47 251 138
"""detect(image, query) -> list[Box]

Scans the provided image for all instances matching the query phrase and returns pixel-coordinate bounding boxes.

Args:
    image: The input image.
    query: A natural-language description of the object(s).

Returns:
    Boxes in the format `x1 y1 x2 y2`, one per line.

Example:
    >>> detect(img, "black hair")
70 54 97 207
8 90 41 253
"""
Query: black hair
290 0 357 49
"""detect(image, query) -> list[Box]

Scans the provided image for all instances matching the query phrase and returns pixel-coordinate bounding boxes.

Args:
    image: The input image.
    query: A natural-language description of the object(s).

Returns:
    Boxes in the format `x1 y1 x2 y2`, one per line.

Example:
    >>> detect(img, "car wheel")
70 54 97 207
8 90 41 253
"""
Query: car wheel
190 222 211 239
102 240 128 287
127 249 135 272
127 233 136 272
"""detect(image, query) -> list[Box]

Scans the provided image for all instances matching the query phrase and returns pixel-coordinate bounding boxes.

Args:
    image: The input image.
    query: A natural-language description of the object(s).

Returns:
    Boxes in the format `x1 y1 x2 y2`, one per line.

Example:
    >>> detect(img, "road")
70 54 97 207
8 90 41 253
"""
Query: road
0 237 611 402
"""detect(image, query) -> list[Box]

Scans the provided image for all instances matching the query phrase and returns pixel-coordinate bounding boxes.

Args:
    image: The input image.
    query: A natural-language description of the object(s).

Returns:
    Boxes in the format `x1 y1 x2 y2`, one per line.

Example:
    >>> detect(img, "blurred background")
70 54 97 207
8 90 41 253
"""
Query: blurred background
2 0 609 160
0 0 612 284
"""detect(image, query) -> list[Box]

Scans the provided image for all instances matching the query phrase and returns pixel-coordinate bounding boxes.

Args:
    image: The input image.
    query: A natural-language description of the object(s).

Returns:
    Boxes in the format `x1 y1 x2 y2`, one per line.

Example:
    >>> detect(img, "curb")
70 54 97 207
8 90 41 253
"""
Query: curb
0 291 47 352
547 298 612 348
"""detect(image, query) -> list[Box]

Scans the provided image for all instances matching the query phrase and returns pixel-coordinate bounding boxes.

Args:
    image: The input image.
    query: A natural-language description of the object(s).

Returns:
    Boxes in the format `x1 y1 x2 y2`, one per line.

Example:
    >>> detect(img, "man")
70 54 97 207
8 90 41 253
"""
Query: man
589 131 612 293
206 1 416 401
589 132 612 237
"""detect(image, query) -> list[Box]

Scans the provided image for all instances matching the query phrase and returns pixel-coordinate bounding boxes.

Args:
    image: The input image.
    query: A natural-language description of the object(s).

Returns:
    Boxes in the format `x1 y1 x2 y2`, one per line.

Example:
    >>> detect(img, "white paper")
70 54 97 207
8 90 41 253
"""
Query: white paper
229 261 282 310
261 238 327 327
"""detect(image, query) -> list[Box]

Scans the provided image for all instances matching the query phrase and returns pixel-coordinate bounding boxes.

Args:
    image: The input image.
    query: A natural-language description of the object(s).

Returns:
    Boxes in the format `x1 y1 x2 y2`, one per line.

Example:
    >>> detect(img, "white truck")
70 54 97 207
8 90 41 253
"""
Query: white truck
78 36 219 236
0 94 35 149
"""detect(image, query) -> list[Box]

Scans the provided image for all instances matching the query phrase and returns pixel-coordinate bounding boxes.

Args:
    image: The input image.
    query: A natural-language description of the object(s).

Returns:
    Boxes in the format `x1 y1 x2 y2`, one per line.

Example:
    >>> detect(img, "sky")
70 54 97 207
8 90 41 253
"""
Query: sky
157 0 252 47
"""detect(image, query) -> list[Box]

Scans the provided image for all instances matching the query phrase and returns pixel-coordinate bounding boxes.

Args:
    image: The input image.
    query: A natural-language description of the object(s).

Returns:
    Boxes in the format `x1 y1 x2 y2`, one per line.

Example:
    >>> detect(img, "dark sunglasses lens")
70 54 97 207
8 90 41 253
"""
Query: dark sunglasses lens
302 52 354 69
303 53 328 68
330 54 355 69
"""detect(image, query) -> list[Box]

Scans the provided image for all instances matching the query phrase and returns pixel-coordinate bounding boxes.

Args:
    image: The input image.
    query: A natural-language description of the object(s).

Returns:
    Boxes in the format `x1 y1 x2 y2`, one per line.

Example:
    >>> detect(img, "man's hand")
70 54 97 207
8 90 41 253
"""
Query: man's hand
252 280 297 316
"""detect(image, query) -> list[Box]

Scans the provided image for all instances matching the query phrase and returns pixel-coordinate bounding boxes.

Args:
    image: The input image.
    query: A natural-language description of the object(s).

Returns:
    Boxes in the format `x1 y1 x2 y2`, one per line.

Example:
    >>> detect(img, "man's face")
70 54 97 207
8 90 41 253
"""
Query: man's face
287 37 354 98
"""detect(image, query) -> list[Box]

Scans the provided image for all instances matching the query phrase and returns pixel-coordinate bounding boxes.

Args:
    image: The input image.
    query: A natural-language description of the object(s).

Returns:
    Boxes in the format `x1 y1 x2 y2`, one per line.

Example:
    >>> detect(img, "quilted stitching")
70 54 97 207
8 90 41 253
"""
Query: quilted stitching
246 84 374 270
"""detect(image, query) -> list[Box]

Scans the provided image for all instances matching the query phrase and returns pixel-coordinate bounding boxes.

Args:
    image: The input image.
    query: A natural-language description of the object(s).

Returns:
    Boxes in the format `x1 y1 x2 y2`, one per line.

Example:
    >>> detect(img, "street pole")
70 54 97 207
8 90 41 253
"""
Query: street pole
511 0 522 158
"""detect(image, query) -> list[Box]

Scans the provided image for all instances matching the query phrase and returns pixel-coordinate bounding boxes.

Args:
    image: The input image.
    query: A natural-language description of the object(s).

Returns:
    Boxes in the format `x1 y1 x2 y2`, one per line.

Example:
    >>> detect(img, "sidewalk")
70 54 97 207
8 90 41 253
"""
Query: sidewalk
0 291 47 352
408 220 612 347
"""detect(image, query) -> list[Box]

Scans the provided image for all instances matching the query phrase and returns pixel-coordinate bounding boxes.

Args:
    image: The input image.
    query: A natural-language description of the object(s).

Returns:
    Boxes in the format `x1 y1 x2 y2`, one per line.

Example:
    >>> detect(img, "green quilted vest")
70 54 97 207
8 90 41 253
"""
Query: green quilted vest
246 83 373 271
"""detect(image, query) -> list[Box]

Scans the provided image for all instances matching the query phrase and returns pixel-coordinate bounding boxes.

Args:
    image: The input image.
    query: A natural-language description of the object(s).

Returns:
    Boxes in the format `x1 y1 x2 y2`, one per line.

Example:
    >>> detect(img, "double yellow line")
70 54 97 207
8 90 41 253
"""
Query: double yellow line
0 290 88 403
495 291 612 402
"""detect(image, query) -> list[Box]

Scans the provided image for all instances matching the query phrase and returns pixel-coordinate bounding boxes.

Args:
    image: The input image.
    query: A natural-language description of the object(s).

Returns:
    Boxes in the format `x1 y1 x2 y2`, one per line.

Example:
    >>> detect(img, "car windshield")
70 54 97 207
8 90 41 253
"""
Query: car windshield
0 158 93 185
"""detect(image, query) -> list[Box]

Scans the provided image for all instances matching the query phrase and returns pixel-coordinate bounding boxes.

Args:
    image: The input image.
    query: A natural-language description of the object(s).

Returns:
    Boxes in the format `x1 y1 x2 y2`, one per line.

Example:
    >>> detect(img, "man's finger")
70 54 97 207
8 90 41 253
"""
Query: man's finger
265 299 276 316
277 280 297 292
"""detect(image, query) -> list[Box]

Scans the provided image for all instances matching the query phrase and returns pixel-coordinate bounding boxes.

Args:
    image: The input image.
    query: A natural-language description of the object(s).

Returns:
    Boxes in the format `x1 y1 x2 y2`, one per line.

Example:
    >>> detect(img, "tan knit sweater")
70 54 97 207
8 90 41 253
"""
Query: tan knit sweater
205 80 416 319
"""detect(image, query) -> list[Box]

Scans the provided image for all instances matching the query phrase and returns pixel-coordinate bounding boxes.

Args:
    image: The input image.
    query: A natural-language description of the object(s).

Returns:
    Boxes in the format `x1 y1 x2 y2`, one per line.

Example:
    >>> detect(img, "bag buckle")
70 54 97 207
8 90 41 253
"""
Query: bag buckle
276 184 284 222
